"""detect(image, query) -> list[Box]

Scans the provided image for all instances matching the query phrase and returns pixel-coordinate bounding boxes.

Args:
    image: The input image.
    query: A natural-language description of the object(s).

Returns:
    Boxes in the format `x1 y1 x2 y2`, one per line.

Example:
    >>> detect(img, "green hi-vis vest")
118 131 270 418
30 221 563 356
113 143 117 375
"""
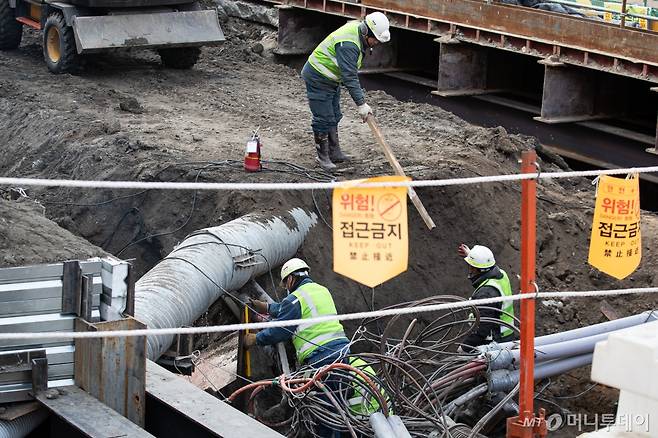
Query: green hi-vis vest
474 269 515 338
346 356 389 417
308 21 363 82
291 283 347 363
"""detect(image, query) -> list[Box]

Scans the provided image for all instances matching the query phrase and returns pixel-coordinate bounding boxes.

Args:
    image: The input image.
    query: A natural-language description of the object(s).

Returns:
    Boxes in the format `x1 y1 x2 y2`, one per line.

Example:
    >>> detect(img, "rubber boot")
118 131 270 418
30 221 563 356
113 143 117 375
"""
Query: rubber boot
328 127 350 163
314 132 336 171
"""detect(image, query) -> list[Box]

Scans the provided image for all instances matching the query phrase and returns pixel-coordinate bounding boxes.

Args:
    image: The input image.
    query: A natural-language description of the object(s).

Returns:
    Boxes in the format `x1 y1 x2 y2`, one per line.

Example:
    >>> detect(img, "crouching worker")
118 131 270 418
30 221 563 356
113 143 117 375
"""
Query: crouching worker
243 257 350 368
458 244 517 350
243 258 350 437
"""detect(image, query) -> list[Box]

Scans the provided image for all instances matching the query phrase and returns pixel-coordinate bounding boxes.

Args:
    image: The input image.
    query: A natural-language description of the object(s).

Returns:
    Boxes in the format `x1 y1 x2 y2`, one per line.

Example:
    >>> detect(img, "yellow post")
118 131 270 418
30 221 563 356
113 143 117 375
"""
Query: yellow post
244 305 251 378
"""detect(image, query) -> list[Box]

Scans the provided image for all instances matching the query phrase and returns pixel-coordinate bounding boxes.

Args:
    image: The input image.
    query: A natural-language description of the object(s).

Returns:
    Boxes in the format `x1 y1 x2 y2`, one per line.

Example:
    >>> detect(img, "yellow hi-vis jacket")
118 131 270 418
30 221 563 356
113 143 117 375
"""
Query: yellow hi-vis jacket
291 282 347 363
346 356 389 416
474 269 515 338
308 21 363 82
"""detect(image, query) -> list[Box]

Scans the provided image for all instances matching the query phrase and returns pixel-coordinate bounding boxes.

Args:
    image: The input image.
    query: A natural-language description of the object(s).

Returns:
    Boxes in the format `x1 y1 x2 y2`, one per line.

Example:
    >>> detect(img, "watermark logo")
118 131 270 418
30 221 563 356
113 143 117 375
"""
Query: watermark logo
544 413 650 433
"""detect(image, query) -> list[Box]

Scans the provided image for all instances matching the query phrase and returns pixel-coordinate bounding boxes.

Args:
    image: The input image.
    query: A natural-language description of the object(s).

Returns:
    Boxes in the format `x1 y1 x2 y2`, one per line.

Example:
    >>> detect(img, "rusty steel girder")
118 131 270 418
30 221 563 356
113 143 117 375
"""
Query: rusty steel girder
277 0 658 82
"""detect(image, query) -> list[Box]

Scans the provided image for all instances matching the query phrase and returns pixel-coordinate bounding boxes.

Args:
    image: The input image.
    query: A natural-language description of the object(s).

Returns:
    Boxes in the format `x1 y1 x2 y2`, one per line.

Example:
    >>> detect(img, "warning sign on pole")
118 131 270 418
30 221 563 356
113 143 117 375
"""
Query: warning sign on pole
588 174 642 280
333 176 409 287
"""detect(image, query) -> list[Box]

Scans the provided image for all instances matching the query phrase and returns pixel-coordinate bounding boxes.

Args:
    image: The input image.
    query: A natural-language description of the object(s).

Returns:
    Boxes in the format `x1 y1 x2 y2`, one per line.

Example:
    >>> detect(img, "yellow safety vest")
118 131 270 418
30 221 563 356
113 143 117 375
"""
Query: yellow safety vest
308 21 363 82
474 269 515 338
346 356 389 416
291 283 347 363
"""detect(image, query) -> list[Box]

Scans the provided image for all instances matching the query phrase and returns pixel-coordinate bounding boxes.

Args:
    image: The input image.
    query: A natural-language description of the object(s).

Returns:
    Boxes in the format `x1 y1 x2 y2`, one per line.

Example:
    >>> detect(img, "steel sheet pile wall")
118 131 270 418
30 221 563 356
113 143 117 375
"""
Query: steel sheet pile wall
0 259 128 403
134 208 317 360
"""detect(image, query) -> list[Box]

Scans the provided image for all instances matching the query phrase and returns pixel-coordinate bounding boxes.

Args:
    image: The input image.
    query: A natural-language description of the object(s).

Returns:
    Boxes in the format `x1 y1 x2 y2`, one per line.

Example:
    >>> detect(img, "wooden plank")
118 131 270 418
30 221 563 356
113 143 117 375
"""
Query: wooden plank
36 385 155 438
600 300 620 321
146 361 285 437
366 115 436 230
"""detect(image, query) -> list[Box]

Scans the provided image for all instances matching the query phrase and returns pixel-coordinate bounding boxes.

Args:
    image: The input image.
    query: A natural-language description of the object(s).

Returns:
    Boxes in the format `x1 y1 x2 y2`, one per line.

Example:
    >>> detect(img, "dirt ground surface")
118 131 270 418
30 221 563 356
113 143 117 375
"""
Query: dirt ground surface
0 195 106 265
1 9 658 434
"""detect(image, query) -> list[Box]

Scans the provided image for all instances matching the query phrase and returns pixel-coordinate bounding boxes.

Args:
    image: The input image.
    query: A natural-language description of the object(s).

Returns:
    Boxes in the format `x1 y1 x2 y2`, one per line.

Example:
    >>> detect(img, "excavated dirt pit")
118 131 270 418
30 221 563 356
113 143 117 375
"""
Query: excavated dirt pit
1 10 657 437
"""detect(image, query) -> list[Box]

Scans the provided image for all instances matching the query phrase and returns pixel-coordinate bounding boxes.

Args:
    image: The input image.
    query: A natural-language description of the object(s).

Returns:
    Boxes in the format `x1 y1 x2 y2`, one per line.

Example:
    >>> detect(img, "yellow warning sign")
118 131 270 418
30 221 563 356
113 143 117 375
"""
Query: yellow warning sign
588 174 641 280
333 176 409 287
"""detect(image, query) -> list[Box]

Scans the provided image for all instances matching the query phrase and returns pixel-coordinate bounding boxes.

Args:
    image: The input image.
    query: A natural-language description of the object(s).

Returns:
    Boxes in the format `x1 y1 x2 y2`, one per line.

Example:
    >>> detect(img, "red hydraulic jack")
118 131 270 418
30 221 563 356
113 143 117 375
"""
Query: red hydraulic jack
506 150 548 438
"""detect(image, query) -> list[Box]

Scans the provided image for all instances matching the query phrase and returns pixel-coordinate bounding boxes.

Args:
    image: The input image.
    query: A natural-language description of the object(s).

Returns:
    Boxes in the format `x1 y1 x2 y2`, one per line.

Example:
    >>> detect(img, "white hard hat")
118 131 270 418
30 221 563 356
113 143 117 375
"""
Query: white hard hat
365 12 390 43
280 258 310 282
464 245 496 269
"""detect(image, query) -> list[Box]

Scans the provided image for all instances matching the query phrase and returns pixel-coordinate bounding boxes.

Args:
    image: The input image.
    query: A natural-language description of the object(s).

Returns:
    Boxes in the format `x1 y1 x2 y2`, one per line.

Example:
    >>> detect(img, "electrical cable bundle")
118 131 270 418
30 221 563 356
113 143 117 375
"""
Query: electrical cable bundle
228 295 513 437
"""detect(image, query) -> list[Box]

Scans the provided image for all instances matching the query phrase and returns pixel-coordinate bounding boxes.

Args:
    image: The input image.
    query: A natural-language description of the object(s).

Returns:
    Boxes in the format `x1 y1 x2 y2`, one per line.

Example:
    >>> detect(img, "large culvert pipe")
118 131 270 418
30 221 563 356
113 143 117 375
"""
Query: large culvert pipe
134 208 317 359
0 408 48 438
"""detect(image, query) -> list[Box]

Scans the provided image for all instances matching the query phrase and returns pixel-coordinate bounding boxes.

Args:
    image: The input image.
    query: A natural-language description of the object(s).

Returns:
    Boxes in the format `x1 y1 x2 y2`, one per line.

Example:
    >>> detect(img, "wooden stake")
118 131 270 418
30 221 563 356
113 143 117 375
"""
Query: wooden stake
366 115 436 230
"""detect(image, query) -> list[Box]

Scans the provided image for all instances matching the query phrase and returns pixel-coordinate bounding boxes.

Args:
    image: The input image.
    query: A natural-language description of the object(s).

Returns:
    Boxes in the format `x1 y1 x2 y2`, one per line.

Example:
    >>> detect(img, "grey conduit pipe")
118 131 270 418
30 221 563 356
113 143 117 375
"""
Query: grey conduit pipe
489 353 593 393
497 310 658 350
0 408 48 438
511 331 610 363
135 208 317 359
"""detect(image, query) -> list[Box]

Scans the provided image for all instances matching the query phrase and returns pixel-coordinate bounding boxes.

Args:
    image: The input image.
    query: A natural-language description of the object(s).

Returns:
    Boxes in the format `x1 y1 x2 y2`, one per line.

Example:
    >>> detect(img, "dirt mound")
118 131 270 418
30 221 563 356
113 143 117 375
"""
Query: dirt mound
0 13 657 424
0 195 106 267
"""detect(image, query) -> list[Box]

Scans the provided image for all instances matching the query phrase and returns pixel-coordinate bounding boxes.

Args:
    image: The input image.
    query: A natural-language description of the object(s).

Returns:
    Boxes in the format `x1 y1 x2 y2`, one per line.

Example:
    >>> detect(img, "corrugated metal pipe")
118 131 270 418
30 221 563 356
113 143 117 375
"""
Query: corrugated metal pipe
0 408 48 438
134 208 317 360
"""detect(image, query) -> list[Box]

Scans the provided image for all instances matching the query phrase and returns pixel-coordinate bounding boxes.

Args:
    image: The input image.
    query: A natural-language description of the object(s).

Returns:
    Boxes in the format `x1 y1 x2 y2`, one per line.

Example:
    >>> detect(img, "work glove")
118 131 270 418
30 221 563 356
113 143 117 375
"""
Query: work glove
457 243 470 258
249 299 268 314
357 103 373 122
243 333 258 349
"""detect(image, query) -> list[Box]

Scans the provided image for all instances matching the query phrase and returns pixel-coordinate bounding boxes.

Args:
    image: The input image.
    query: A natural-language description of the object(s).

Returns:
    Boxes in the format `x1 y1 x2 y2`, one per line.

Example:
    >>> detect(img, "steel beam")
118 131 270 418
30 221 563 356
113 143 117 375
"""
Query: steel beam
362 0 658 68
275 5 333 55
649 87 658 155
535 62 619 124
0 314 75 350
0 260 102 284
145 361 284 438
37 385 155 438
435 39 488 96
275 0 658 82
0 379 75 404
74 318 146 427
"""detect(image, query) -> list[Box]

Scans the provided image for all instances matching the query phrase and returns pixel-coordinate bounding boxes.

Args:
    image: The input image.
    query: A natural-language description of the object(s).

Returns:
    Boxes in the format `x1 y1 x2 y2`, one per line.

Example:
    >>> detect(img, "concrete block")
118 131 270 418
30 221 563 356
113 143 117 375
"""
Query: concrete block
578 320 658 437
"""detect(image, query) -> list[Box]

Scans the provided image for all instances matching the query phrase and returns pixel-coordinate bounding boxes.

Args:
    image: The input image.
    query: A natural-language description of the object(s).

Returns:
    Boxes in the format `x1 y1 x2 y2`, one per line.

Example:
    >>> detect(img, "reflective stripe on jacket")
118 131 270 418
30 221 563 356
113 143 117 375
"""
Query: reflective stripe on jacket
291 282 347 363
308 21 363 82
474 269 515 337
346 356 387 416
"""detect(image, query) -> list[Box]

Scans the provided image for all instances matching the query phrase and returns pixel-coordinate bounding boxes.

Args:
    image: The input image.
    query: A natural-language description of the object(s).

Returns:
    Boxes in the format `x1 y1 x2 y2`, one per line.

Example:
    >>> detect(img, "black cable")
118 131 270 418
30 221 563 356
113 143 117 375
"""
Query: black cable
41 189 149 207
163 255 351 357
116 165 208 256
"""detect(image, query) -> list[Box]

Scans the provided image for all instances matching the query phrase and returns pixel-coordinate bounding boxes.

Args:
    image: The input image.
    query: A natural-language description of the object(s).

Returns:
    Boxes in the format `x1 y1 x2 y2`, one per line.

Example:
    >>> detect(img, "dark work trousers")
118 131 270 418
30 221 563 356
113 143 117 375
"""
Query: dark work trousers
302 62 342 135
306 345 350 438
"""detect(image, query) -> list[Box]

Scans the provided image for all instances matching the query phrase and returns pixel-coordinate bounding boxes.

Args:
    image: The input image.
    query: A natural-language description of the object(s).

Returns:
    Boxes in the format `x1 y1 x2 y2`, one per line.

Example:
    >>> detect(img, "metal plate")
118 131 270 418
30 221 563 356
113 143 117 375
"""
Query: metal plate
37 385 155 437
0 379 74 404
73 11 225 53
0 261 102 284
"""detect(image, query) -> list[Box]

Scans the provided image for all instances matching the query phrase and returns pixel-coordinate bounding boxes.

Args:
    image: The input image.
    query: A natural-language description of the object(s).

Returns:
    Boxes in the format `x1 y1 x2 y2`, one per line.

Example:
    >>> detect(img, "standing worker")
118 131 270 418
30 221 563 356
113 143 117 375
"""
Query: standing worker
301 12 391 171
243 258 350 368
458 244 516 349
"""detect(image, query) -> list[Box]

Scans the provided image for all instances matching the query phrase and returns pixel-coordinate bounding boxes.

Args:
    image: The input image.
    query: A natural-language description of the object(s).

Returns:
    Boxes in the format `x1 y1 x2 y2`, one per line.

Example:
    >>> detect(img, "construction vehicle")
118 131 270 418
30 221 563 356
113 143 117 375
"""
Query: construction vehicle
0 0 224 73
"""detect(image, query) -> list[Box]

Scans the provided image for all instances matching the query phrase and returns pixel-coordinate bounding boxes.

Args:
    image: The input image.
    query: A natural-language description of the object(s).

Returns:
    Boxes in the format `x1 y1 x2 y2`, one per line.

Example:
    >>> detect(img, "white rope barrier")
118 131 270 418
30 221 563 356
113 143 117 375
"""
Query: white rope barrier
2 286 657 340
1 165 658 191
